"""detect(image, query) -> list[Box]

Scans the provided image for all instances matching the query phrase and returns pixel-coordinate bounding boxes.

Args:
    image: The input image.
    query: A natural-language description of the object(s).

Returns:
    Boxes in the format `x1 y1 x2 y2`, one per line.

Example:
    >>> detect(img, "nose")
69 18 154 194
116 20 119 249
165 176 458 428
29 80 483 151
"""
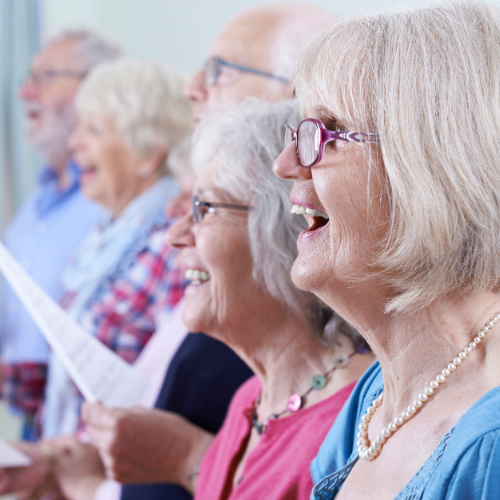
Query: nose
165 212 195 249
273 143 312 181
165 190 192 219
183 68 208 104
18 78 38 102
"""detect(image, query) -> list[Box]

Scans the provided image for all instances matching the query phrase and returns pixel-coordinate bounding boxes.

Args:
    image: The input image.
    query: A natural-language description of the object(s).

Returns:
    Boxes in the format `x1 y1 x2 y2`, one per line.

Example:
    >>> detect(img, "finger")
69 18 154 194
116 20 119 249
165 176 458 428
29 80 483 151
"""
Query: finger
0 469 11 494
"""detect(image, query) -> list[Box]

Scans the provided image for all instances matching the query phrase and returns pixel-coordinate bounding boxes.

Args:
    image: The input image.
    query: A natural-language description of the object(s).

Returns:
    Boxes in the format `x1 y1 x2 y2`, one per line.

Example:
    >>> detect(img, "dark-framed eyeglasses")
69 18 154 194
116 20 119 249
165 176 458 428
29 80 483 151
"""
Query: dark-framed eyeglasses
204 57 290 87
284 118 379 168
23 68 87 87
192 195 254 223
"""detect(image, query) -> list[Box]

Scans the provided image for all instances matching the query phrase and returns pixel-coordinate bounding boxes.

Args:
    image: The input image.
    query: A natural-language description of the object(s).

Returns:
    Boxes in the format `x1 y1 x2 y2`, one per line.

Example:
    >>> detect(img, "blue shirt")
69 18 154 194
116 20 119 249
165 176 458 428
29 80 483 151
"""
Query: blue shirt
0 163 101 363
311 362 500 499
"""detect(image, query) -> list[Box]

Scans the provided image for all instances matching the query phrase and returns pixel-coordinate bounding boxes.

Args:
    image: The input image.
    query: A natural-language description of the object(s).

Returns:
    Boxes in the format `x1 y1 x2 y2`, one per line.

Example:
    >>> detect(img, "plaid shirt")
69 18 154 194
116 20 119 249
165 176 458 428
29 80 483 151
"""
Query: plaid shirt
1 220 184 416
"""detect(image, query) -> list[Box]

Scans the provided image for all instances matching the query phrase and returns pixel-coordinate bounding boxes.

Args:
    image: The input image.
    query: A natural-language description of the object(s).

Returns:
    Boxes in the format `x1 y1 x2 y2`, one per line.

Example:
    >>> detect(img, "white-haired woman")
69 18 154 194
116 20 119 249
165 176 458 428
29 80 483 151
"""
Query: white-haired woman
41 58 192 438
274 1 500 498
162 99 374 500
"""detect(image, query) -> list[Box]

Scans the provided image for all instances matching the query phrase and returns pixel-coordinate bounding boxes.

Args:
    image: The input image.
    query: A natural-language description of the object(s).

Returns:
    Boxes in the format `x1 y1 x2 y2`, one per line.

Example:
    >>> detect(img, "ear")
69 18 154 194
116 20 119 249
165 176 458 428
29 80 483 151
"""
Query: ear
136 146 168 179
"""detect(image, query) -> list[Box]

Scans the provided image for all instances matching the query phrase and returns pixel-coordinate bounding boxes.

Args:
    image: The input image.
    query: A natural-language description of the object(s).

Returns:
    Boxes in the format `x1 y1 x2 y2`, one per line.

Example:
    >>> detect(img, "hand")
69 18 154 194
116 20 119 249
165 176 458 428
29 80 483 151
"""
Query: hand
49 436 105 500
81 403 214 491
0 441 59 497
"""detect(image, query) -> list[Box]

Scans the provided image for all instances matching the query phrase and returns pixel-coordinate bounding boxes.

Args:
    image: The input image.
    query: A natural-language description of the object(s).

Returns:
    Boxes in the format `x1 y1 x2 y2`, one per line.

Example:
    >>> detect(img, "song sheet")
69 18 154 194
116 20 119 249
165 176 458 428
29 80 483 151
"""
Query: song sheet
0 439 31 468
0 242 149 408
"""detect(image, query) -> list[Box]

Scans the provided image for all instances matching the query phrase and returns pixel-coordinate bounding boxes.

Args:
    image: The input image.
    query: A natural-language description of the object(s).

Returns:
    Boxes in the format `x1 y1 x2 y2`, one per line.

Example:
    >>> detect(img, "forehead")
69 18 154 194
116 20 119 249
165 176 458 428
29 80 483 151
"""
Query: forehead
207 15 275 67
32 39 80 69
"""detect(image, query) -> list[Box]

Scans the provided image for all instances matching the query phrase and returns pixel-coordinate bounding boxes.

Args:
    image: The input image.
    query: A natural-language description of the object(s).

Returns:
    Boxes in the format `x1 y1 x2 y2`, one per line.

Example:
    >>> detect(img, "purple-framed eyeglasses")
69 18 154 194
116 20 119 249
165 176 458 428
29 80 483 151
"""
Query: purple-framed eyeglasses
205 57 290 87
192 195 254 224
284 118 379 168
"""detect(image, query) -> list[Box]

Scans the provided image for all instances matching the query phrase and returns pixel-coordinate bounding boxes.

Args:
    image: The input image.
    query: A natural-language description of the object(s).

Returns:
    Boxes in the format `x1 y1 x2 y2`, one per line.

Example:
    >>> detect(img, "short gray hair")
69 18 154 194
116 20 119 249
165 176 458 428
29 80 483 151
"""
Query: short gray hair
192 99 366 348
76 58 193 166
45 29 123 72
295 0 500 312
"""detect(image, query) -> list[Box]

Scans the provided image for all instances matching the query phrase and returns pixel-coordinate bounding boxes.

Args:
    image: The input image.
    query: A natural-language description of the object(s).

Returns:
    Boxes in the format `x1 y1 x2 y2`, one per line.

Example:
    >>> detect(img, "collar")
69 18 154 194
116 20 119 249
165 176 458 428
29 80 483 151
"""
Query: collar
35 161 81 215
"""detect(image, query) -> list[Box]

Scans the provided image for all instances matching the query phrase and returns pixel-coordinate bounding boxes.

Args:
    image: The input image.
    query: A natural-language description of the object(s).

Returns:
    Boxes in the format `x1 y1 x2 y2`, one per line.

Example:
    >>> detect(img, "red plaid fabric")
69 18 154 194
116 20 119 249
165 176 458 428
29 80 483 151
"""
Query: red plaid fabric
2 221 184 416
1 362 47 416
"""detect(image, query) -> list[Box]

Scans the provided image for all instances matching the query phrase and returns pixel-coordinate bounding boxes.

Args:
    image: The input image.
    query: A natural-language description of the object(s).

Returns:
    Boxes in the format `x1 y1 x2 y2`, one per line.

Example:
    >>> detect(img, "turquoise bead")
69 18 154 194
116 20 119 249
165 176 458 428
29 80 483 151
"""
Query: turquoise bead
311 374 326 390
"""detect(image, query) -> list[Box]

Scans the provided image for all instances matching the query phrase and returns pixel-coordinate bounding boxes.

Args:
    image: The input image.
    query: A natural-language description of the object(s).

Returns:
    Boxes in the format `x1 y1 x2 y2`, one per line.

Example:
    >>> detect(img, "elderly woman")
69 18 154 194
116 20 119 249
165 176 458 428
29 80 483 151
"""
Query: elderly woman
273 1 500 498
41 57 192 438
159 99 373 500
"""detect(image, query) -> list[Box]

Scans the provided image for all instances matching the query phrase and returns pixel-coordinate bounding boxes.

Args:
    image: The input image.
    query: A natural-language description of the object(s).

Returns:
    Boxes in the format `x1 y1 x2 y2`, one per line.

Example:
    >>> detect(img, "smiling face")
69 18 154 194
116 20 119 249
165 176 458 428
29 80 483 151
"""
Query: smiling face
18 39 84 169
68 112 158 216
165 161 260 339
273 105 391 311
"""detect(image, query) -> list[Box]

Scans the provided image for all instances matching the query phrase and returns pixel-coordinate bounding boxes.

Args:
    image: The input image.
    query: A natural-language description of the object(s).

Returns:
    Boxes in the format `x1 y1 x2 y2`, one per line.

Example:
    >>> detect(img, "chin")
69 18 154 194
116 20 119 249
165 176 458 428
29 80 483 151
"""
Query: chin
291 258 317 293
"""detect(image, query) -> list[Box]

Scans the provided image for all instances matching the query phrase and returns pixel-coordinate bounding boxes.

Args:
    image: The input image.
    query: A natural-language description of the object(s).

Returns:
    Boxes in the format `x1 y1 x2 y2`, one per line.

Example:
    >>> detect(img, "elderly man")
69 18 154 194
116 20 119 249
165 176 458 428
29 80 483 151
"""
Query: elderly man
0 30 121 440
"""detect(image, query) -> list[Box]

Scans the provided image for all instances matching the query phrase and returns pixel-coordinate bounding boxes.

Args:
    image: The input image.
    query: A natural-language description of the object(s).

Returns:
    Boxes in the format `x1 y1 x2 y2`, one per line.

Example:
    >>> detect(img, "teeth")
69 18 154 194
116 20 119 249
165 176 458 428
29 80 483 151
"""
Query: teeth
290 204 329 220
185 269 210 283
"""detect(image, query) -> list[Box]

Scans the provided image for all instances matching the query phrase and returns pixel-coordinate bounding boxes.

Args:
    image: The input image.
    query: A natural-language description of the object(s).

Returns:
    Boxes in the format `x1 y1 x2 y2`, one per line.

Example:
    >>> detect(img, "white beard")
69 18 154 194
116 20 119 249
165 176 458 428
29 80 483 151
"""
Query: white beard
25 102 77 167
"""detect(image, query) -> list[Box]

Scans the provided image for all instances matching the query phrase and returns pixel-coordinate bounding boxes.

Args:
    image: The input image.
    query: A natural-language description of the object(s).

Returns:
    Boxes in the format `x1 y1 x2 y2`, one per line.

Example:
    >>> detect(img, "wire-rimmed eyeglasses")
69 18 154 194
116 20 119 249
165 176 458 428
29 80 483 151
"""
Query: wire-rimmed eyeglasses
284 118 379 168
192 195 254 223
22 68 87 87
204 57 290 87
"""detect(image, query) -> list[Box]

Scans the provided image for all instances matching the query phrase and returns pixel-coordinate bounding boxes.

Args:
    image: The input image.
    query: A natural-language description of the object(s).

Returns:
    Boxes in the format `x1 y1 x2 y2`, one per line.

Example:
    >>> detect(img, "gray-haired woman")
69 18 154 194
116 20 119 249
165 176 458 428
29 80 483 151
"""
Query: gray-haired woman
165 99 374 500
274 1 500 498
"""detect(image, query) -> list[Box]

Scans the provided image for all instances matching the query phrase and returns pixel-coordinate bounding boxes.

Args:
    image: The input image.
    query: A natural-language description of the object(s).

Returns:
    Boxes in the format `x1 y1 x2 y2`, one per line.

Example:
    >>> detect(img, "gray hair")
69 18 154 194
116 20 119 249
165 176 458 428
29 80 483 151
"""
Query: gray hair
76 58 193 167
167 135 194 181
192 99 367 348
295 0 500 312
45 29 123 72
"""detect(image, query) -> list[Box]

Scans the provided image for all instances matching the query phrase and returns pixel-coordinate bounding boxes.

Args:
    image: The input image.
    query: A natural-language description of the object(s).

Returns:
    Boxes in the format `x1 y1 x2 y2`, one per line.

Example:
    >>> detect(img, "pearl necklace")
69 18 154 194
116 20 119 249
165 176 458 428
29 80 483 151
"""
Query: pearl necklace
357 311 500 461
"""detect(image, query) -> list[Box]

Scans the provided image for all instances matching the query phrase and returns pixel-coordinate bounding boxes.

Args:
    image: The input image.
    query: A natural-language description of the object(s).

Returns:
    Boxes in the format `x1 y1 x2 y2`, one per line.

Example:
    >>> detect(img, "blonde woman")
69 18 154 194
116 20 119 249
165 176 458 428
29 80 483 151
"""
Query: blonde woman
274 1 500 498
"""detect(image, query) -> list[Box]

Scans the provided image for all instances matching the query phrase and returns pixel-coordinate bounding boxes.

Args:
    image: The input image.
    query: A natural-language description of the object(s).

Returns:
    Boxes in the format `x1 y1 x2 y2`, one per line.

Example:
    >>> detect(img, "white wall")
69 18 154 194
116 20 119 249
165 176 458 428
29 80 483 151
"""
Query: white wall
40 0 401 76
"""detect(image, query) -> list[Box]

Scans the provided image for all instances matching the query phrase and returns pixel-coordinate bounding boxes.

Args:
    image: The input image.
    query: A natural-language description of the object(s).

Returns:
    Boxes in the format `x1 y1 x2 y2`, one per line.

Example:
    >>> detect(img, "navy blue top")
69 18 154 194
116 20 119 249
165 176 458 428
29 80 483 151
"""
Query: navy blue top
120 332 253 500
311 362 500 500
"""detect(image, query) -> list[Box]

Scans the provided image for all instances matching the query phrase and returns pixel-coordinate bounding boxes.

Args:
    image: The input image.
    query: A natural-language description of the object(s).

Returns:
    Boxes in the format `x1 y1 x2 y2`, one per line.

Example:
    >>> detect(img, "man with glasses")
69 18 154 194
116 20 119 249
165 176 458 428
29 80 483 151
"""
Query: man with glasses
0 30 121 440
184 3 333 124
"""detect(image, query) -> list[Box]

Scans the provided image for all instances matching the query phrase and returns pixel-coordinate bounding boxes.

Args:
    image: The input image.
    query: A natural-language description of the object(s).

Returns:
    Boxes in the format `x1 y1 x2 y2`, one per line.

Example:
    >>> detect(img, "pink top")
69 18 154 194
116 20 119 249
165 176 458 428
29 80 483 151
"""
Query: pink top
195 376 356 500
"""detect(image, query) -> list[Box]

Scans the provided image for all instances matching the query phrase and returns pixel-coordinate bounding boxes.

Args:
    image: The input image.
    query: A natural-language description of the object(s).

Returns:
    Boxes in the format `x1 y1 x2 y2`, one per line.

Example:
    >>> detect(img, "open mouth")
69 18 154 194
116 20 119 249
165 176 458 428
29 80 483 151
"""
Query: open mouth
291 204 329 232
185 269 210 286
77 164 97 180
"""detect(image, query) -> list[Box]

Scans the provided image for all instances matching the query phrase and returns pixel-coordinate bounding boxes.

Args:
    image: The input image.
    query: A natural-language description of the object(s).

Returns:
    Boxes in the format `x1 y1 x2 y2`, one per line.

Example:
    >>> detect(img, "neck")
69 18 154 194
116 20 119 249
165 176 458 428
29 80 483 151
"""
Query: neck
109 171 163 219
49 154 73 191
342 289 500 416
218 297 374 419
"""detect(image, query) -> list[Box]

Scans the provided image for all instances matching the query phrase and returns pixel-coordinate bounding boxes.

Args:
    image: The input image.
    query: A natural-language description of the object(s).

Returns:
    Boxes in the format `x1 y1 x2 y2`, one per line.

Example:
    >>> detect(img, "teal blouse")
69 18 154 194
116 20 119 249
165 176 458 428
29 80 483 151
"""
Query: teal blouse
311 362 500 499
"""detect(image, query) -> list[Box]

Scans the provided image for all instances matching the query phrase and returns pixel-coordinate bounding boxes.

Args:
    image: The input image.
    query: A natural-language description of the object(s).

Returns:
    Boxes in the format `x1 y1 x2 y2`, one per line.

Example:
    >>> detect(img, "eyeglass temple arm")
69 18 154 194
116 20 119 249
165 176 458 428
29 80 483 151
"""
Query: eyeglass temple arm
219 60 291 84
197 201 254 212
322 129 379 144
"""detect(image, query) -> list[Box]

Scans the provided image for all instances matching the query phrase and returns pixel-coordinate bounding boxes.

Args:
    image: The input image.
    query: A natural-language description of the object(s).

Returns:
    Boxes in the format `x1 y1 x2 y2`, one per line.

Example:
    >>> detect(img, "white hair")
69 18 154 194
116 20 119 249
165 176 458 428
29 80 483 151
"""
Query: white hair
192 99 367 348
295 0 500 312
45 29 123 72
75 58 193 166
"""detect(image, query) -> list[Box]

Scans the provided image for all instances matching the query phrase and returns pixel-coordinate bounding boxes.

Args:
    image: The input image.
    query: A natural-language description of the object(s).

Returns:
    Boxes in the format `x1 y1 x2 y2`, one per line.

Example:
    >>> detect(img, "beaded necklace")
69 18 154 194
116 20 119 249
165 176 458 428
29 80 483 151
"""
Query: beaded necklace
252 351 358 435
357 311 500 461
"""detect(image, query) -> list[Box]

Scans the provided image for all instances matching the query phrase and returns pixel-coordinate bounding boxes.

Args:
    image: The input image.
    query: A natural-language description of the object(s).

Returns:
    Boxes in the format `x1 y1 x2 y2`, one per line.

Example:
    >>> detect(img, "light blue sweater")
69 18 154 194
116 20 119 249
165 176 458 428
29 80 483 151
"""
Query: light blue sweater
311 362 500 499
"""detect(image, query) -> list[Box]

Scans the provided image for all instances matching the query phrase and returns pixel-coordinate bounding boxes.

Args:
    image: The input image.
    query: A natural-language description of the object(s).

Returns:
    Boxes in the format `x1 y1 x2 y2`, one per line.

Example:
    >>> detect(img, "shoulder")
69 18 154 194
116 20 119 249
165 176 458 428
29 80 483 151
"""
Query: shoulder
311 361 382 483
437 387 500 498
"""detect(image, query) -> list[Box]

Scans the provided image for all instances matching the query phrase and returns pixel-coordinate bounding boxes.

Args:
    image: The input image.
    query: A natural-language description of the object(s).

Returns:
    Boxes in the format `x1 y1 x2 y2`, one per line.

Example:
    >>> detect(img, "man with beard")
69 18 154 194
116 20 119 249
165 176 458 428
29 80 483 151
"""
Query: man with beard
0 30 122 440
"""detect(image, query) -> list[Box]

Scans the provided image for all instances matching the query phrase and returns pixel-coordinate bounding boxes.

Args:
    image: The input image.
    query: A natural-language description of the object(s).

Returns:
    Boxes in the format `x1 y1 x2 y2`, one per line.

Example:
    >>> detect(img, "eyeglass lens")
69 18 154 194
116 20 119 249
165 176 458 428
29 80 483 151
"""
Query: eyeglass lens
284 126 294 150
204 59 217 87
298 121 321 167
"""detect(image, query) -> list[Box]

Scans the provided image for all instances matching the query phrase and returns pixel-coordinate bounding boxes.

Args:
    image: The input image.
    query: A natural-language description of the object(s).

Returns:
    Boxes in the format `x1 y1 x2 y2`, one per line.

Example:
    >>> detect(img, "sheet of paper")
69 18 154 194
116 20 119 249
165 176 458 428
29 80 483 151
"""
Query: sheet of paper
0 439 32 468
0 242 149 408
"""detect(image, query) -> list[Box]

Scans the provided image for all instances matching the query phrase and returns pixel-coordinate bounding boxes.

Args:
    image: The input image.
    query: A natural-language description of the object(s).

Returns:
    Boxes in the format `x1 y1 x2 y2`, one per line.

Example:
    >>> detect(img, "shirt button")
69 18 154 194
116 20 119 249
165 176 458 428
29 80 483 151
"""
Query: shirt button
37 221 47 233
